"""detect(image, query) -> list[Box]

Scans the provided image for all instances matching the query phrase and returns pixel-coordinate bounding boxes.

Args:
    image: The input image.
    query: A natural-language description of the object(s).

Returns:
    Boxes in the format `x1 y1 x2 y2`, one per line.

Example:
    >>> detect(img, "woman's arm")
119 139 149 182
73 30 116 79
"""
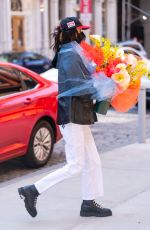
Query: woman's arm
58 51 96 98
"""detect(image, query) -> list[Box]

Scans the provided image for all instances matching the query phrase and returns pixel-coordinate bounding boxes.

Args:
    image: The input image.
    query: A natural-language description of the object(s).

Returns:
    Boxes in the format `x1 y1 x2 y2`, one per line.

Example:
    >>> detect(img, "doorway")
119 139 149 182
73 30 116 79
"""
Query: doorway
12 16 25 51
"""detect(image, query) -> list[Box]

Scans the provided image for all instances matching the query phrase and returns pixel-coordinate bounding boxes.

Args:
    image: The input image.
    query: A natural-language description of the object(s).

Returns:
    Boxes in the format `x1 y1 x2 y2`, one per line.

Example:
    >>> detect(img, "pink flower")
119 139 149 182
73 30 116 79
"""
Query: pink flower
125 54 137 68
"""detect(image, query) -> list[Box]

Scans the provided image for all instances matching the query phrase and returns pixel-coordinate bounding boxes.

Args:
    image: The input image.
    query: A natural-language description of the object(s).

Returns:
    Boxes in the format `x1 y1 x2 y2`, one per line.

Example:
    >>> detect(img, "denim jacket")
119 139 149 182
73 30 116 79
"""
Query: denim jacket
56 41 97 125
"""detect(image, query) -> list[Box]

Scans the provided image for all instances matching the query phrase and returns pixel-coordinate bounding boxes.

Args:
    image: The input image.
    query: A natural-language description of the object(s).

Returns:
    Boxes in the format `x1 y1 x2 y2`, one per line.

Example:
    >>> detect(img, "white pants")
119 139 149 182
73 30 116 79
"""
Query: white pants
34 123 104 200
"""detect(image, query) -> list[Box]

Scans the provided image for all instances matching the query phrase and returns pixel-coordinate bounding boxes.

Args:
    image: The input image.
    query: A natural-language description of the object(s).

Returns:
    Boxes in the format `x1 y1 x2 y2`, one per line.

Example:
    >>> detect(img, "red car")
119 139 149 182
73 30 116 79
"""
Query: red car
0 62 61 168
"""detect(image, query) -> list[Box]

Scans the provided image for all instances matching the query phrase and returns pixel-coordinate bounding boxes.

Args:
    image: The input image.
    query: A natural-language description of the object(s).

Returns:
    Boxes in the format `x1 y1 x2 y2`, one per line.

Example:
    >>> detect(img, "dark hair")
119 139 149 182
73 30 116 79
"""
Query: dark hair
51 26 81 52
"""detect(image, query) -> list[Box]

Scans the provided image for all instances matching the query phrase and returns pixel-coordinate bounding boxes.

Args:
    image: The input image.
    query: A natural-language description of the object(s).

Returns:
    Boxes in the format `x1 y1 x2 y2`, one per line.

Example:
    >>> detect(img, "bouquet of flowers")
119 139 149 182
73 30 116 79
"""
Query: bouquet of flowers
80 35 149 112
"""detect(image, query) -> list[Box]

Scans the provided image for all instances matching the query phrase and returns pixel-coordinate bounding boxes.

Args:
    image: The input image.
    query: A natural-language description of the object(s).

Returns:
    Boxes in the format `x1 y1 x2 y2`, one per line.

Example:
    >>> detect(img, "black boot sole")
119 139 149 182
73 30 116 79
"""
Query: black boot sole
80 210 112 217
18 187 26 198
18 187 37 218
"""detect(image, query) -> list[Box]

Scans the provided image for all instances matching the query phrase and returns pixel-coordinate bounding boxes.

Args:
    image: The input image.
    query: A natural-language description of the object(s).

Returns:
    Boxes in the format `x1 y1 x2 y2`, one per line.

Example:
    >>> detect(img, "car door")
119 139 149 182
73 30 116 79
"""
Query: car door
0 66 38 161
0 67 26 160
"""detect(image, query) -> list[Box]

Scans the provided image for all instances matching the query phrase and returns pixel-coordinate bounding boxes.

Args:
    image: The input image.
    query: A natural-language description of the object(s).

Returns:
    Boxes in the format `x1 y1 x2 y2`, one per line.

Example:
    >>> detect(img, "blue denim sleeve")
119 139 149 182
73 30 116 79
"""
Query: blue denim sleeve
58 51 97 97
63 52 83 76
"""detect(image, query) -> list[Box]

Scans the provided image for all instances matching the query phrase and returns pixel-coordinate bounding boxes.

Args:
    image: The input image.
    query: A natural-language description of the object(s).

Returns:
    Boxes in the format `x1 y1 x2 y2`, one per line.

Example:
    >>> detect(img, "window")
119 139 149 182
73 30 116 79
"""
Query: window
124 50 139 56
23 53 44 62
58 0 65 20
102 1 107 37
0 67 38 97
19 71 38 90
123 44 141 51
8 53 22 63
11 0 22 11
0 67 22 97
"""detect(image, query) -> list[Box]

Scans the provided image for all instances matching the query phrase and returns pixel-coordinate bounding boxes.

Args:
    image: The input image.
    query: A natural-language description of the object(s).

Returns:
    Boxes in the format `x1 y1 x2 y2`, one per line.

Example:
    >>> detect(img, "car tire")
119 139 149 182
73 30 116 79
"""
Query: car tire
23 120 55 168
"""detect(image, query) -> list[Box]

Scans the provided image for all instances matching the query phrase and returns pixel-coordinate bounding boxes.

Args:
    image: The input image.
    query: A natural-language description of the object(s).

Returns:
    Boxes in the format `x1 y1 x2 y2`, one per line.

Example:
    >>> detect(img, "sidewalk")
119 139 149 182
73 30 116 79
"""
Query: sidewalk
0 140 150 230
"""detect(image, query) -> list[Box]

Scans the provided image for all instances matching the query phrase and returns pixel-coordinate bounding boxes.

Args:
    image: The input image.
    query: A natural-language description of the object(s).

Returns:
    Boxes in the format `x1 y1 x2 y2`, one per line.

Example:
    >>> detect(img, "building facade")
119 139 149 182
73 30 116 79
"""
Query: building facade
117 0 150 56
0 0 117 57
139 0 150 56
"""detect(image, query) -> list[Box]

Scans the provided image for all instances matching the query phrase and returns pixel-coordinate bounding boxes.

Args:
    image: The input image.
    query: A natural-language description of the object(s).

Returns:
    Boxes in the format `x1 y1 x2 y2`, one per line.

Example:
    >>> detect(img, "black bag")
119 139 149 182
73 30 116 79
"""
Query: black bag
71 96 96 124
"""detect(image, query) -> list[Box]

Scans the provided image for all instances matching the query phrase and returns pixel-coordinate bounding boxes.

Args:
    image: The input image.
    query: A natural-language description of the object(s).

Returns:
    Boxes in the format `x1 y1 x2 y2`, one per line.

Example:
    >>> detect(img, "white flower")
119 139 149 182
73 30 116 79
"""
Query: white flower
116 48 125 60
90 34 101 41
116 63 127 70
111 70 130 92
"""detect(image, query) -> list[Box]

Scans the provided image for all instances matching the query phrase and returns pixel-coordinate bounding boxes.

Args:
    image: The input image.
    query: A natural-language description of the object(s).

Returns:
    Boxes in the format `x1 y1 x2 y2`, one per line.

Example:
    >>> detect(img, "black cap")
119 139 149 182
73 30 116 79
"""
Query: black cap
60 17 90 31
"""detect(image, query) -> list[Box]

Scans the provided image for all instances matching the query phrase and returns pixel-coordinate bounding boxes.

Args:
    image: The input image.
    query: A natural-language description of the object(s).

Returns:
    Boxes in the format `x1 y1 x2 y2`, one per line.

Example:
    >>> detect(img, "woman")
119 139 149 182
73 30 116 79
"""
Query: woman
18 17 112 218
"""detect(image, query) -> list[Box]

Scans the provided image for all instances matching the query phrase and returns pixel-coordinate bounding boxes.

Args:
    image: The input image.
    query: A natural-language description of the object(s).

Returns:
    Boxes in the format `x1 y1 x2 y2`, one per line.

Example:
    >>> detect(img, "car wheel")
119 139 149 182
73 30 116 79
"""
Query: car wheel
23 120 54 168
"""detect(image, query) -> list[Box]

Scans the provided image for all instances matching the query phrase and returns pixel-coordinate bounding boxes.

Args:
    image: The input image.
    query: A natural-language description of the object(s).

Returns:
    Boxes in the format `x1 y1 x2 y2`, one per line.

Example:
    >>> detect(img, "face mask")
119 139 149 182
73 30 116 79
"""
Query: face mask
76 31 86 44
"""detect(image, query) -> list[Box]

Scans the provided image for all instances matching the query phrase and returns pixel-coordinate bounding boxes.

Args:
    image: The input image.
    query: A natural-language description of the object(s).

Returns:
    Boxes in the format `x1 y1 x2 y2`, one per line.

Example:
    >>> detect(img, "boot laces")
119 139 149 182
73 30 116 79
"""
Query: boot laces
93 200 103 209
33 196 38 208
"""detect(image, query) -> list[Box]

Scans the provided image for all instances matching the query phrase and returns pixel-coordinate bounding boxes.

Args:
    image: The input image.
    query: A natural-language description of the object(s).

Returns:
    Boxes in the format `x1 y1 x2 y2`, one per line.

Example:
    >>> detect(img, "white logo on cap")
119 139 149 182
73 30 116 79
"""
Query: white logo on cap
67 21 75 28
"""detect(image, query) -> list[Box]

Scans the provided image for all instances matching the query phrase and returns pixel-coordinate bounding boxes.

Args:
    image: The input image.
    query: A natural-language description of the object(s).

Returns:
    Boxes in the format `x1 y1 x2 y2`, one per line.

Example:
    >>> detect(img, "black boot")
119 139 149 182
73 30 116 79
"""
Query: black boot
18 185 39 217
80 200 112 217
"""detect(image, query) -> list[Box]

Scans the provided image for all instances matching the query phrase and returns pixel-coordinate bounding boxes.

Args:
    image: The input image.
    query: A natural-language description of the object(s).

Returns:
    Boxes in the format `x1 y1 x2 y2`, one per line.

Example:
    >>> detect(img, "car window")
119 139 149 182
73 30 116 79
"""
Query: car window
23 53 44 62
34 54 44 60
123 44 141 51
10 53 22 62
0 54 9 62
0 67 22 97
19 71 38 90
10 56 20 63
124 50 140 57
